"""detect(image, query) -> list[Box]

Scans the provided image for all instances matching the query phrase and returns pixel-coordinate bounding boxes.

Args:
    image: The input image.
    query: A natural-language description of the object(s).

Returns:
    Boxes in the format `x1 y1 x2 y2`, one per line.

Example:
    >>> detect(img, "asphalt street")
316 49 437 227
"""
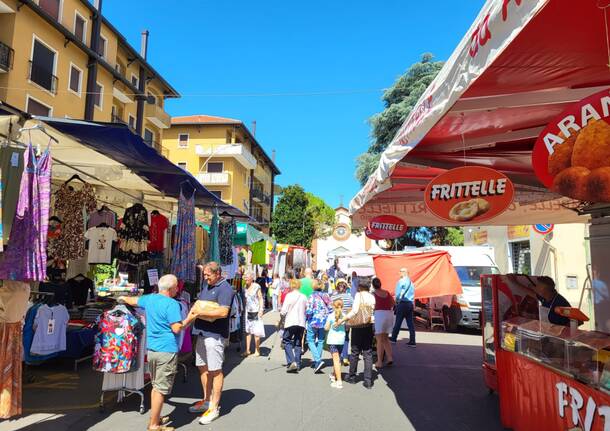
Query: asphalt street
1 312 504 431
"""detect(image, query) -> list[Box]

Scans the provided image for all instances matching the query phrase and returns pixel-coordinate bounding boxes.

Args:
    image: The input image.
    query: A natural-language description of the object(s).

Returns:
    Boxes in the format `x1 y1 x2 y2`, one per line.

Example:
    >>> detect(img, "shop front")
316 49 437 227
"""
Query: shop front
350 1 610 429
0 106 250 419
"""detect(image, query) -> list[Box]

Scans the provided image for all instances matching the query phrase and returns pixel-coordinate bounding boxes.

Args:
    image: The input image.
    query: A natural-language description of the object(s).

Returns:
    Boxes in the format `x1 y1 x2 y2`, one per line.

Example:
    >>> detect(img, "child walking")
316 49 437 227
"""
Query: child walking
325 298 346 389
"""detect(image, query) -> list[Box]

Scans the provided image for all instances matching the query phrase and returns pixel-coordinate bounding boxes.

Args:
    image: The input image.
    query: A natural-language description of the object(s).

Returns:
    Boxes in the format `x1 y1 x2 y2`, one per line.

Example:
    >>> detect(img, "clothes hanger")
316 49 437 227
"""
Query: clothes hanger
49 215 61 223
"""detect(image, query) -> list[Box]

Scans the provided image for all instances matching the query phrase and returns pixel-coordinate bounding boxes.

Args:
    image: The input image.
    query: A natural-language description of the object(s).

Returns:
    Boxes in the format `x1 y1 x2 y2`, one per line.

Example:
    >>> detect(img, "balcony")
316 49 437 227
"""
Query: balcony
196 172 230 186
28 61 57 94
0 40 13 73
143 138 163 153
252 187 271 205
111 113 128 125
196 143 257 170
144 102 171 129
251 208 270 225
112 85 133 104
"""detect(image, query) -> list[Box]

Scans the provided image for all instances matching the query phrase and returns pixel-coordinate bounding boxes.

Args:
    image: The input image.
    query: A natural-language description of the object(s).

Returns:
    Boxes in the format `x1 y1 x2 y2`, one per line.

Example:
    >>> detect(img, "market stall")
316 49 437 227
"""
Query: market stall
0 106 250 418
349 1 610 429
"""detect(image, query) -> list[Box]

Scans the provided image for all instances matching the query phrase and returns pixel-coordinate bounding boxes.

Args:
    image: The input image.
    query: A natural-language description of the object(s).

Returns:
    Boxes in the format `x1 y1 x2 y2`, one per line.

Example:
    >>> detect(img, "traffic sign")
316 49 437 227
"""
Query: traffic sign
533 224 554 235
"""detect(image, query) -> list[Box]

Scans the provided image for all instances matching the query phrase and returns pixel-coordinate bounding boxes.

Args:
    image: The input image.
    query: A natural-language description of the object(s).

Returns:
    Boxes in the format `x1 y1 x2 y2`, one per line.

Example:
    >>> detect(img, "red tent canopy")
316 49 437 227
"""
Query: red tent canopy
373 251 462 299
351 0 607 226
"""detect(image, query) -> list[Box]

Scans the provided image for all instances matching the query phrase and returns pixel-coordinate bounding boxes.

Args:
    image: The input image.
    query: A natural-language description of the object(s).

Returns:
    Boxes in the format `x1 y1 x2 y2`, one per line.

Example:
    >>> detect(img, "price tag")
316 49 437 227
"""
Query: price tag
10 152 19 167
47 318 55 335
147 269 159 286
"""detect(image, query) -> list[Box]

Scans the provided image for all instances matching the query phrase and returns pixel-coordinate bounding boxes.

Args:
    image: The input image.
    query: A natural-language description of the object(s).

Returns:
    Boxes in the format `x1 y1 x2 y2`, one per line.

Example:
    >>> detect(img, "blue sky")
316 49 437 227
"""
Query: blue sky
103 0 485 208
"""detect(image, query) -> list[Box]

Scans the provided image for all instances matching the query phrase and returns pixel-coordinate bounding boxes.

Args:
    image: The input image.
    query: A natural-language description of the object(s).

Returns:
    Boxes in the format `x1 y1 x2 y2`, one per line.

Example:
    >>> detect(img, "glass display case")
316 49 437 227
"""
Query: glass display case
567 331 610 391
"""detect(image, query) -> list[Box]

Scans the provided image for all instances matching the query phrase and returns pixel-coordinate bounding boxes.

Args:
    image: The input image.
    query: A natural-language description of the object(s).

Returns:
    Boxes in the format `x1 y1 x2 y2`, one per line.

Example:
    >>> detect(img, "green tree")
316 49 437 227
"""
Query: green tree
306 192 335 238
271 185 315 248
356 53 444 185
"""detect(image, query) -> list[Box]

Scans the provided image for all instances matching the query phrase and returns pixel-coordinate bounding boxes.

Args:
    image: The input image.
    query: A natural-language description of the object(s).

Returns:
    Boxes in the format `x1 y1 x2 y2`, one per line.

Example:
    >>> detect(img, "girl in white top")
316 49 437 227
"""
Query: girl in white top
244 271 265 357
325 298 346 389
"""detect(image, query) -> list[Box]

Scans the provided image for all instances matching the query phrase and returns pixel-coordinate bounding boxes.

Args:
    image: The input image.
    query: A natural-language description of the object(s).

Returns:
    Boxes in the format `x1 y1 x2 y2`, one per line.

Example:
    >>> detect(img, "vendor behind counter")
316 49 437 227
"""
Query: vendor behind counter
533 276 571 326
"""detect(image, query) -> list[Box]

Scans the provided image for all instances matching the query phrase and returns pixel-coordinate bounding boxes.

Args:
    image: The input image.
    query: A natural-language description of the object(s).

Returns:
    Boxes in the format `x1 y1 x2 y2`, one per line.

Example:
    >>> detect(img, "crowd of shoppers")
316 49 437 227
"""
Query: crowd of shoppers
120 262 417 429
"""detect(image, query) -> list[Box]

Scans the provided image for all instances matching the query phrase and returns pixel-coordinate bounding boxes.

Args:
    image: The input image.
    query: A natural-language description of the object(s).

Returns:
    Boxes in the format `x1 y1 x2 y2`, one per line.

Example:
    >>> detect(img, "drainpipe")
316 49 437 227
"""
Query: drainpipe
249 169 254 220
135 30 148 136
269 173 275 235
84 0 102 120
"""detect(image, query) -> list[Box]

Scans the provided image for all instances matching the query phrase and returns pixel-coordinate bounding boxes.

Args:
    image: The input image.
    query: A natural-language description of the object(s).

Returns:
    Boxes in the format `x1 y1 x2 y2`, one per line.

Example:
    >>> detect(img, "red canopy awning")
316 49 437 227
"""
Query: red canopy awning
351 0 606 226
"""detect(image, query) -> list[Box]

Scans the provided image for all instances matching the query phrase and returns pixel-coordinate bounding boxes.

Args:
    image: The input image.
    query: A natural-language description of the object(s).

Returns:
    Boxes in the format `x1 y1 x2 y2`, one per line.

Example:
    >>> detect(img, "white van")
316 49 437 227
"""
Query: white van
410 246 499 331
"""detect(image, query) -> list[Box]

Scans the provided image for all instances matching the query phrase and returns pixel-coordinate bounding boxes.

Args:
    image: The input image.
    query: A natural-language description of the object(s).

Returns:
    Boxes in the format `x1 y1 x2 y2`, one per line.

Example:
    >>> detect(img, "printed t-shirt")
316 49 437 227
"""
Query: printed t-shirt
138 294 182 352
84 226 117 264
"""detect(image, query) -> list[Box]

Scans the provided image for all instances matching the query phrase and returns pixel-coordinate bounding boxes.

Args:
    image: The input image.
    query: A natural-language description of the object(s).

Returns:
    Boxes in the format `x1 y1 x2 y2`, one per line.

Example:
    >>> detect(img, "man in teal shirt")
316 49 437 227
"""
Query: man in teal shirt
390 268 416 347
120 274 185 431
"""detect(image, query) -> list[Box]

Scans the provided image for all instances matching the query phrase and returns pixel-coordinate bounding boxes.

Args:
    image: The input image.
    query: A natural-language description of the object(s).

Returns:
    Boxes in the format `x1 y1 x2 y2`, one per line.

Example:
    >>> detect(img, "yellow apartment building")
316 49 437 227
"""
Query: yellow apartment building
0 0 179 151
163 115 280 233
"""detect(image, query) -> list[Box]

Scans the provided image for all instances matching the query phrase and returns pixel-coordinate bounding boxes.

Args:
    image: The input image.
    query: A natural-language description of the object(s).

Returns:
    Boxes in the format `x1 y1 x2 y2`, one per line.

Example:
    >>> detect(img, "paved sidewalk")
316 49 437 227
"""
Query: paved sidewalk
2 313 503 431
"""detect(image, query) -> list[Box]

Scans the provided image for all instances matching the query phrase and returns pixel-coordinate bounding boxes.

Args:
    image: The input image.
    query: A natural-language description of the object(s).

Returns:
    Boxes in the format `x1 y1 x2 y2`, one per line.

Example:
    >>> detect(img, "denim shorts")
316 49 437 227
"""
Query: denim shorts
329 344 343 354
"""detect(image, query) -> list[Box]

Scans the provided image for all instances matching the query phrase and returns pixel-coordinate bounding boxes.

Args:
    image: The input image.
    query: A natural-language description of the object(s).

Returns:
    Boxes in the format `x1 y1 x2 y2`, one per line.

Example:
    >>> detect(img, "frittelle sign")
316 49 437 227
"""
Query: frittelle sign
367 215 407 240
532 88 610 202
424 166 514 224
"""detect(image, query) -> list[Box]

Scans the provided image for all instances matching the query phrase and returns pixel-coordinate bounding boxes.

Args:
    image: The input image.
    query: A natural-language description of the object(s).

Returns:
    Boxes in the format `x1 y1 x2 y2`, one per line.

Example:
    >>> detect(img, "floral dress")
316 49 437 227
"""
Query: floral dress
54 183 97 260
117 204 149 264
93 308 142 373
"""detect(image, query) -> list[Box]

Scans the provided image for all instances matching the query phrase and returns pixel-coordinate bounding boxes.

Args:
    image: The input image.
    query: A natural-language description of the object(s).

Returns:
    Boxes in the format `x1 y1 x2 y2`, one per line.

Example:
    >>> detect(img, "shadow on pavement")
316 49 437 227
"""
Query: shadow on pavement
376 338 503 431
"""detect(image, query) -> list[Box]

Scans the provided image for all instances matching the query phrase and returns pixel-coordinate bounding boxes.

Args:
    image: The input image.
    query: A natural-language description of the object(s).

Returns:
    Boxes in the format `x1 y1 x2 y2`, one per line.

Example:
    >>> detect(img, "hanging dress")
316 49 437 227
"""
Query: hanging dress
170 189 196 283
0 143 51 281
54 182 97 260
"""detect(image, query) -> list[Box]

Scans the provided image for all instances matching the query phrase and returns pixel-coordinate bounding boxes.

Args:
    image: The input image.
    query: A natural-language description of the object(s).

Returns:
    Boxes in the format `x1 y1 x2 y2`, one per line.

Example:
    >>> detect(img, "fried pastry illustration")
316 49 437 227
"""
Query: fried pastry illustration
572 119 610 170
586 167 610 202
552 166 591 200
448 198 490 222
548 131 578 176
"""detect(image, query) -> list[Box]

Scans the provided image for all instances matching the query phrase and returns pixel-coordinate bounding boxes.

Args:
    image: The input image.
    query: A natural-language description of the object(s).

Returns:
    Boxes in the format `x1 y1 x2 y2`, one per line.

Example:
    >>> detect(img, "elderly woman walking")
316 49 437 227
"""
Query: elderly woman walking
243 271 265 357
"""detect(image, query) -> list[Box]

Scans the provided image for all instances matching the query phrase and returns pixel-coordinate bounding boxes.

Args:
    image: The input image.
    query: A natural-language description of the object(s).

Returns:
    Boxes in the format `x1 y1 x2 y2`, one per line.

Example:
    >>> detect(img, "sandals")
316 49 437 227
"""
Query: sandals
241 351 251 358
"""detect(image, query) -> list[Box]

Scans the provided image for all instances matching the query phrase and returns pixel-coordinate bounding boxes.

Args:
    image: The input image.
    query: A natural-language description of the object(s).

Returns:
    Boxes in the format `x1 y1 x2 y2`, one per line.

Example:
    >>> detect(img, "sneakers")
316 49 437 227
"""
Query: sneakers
389 339 397 345
329 373 336 382
199 407 220 425
287 362 298 373
342 358 350 366
406 342 417 348
363 381 373 389
314 361 324 373
188 400 210 413
330 381 343 389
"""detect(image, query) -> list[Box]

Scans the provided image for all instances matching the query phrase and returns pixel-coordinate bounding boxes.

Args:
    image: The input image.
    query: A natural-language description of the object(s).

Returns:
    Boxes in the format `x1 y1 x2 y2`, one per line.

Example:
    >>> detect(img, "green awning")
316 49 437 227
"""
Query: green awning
201 222 271 246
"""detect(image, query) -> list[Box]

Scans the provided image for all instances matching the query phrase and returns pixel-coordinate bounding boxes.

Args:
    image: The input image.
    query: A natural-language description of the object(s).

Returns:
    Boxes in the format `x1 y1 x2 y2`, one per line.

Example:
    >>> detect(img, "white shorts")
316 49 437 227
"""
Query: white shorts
374 310 394 335
195 336 226 371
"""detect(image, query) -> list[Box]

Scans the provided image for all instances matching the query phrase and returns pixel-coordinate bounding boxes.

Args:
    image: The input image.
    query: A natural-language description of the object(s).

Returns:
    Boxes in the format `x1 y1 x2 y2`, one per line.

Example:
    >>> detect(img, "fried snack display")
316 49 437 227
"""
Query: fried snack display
549 119 610 202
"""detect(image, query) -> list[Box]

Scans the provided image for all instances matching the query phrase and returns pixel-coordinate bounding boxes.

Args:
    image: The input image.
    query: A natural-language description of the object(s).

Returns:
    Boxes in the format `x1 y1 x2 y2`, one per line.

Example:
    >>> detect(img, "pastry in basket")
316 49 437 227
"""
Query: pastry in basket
548 131 578 176
552 166 590 200
572 119 610 170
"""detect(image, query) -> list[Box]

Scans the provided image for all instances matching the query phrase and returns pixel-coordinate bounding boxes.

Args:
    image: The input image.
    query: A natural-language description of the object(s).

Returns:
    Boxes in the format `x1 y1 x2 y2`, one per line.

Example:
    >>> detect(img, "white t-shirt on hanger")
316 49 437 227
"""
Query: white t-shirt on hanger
85 226 117 264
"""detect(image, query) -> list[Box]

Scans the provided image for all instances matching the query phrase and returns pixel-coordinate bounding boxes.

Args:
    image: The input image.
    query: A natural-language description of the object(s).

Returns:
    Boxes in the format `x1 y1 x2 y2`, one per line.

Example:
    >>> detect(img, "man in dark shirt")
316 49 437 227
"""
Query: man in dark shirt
183 262 234 425
534 276 571 326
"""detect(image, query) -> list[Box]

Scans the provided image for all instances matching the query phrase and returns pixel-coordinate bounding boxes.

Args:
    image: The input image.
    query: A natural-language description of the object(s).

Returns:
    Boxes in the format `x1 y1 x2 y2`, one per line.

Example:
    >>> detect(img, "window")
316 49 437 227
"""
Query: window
26 96 52 116
128 115 135 129
147 91 157 106
93 82 103 109
177 162 187 170
97 34 107 58
73 12 86 43
207 162 223 173
209 190 222 199
131 74 139 88
39 0 61 21
68 63 82 95
225 130 232 144
509 241 531 275
115 62 123 75
178 133 189 148
144 128 154 146
30 37 57 93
